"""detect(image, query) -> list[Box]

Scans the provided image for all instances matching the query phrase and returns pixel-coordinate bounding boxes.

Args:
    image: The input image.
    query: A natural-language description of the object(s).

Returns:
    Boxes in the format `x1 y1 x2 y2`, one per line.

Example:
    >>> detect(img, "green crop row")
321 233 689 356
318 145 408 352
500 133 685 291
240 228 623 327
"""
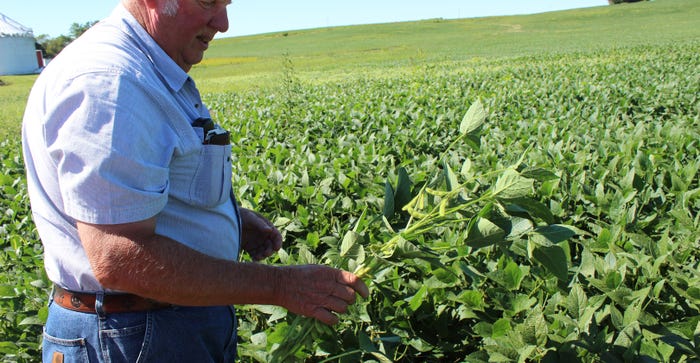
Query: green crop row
0 138 47 361
1 42 698 362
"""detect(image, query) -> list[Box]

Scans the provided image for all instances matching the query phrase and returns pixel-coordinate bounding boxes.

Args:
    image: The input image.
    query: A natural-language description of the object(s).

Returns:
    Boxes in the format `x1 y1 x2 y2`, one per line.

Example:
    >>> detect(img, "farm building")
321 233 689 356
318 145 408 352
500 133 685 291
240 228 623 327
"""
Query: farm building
0 12 42 75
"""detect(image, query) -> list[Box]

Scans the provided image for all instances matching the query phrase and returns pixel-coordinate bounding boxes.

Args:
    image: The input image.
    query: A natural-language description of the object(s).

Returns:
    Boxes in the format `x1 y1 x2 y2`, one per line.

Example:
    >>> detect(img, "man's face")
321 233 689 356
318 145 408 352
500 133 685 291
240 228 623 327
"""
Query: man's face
154 0 231 72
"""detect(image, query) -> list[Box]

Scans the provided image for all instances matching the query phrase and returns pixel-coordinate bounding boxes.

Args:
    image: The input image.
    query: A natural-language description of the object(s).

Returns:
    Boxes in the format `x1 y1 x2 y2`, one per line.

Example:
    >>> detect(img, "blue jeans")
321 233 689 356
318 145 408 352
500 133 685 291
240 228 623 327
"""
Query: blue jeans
42 296 238 362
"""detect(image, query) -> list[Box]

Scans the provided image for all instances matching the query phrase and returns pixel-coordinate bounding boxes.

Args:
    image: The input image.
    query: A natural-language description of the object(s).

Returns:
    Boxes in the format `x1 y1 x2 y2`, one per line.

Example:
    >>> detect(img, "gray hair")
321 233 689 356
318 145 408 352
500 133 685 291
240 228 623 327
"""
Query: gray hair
161 0 180 16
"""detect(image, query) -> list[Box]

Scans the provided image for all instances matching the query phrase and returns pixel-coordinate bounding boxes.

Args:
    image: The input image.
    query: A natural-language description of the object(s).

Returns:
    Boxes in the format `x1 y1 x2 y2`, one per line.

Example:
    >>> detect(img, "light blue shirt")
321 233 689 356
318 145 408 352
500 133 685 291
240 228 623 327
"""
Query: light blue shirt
22 4 240 292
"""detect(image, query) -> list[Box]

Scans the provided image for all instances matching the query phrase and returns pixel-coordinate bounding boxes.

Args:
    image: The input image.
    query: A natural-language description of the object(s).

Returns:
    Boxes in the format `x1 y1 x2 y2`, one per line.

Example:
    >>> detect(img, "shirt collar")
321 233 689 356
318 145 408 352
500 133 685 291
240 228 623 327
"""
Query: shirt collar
109 3 191 92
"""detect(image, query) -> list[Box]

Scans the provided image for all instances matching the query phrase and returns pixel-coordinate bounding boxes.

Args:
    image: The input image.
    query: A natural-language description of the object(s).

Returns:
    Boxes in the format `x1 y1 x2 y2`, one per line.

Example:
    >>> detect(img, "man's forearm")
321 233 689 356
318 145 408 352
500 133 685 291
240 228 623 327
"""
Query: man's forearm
79 221 286 307
77 218 369 325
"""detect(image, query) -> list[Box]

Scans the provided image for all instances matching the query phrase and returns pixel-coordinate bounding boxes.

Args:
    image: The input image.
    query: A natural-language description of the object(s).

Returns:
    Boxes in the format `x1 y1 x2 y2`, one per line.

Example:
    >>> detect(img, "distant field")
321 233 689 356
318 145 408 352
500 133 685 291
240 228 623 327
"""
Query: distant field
191 0 699 91
0 75 36 139
1 0 698 138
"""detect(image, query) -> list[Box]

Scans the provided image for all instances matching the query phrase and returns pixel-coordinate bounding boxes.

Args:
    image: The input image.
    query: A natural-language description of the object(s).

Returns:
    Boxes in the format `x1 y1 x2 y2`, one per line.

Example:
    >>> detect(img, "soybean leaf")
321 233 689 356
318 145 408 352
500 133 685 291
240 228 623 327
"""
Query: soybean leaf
520 167 559 182
489 261 527 290
472 322 492 338
370 352 394 363
502 197 555 224
454 290 486 311
408 338 433 353
0 285 15 299
504 262 527 291
492 318 511 338
567 284 588 320
530 224 578 246
613 321 642 349
297 245 317 264
408 284 429 312
352 208 368 233
391 238 445 272
686 287 700 303
623 306 643 331
511 294 537 315
506 217 534 238
460 100 485 151
460 99 486 136
579 295 607 332
340 230 361 257
465 217 506 249
394 167 412 210
533 245 569 282
37 306 49 323
521 308 548 346
383 181 395 219
18 316 44 326
578 247 596 278
266 322 290 345
492 169 534 199
0 176 15 192
660 333 697 356
250 332 267 347
358 331 378 353
0 342 19 355
393 237 429 259
254 305 287 323
517 345 539 363
443 160 460 192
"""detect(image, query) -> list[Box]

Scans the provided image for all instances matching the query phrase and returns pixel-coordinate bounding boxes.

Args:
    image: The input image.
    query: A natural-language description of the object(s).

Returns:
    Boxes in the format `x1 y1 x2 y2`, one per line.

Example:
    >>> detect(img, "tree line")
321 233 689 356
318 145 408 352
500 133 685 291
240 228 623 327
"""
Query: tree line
608 0 648 4
35 21 97 59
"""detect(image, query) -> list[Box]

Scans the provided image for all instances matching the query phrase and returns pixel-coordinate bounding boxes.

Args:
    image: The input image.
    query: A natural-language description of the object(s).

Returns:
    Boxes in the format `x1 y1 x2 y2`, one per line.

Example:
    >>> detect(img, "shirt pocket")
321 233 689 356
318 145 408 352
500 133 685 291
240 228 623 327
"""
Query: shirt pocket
169 144 233 208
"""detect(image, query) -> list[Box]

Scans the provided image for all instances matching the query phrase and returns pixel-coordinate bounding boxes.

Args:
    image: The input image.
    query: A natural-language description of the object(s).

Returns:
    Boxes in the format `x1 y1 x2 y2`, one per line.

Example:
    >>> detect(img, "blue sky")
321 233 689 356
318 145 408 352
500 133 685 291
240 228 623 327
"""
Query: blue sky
3 1 608 39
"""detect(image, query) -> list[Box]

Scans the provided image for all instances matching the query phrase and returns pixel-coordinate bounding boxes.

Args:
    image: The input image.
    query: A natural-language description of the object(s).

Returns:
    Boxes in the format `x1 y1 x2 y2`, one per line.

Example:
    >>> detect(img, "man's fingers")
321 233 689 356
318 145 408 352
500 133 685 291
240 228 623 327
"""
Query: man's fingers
272 234 283 251
245 235 281 261
313 307 339 325
337 270 370 298
240 208 282 260
326 295 351 314
332 284 358 304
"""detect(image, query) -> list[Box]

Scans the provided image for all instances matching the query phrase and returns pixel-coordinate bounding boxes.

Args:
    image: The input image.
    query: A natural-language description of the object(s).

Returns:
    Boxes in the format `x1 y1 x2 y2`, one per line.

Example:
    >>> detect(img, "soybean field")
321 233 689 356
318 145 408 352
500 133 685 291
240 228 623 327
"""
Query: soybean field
1 2 699 362
218 44 700 362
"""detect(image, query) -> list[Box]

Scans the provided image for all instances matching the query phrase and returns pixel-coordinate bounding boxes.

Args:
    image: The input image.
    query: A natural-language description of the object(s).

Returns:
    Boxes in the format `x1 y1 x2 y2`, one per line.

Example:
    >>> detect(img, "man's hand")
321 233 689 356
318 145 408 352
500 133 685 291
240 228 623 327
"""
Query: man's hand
239 208 282 261
239 209 368 325
279 265 370 325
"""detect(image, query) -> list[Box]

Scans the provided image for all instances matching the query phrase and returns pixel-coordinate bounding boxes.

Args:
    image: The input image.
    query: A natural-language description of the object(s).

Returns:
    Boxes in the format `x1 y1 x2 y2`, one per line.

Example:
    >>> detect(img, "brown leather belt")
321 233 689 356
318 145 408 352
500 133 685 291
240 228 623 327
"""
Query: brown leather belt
53 286 172 314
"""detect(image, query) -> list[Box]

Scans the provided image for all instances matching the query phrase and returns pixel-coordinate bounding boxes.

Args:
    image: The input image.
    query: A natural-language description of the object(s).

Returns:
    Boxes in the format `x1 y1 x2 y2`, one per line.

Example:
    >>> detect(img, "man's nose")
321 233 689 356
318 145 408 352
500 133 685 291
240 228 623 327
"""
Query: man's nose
210 7 229 33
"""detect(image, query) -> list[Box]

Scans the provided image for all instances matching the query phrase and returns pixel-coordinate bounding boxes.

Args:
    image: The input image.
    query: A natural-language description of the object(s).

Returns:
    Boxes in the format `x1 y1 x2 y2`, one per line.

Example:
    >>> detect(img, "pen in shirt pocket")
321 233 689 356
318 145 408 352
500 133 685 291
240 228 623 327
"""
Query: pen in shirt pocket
192 117 230 145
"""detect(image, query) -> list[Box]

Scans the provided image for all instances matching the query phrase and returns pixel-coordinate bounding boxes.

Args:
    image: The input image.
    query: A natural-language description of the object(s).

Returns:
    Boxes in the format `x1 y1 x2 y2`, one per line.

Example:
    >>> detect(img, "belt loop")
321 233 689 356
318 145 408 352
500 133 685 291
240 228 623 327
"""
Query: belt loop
49 285 56 304
95 291 106 318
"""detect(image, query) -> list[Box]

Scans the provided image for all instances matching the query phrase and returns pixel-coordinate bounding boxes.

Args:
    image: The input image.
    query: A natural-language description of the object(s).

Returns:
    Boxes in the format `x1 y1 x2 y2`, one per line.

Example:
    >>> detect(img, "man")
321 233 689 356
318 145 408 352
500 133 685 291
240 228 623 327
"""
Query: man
21 0 369 361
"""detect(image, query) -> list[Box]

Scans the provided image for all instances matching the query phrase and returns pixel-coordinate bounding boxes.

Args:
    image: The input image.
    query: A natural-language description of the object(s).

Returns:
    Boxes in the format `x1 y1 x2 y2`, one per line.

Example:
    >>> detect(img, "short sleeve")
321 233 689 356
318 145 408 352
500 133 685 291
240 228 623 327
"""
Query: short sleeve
47 72 178 224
